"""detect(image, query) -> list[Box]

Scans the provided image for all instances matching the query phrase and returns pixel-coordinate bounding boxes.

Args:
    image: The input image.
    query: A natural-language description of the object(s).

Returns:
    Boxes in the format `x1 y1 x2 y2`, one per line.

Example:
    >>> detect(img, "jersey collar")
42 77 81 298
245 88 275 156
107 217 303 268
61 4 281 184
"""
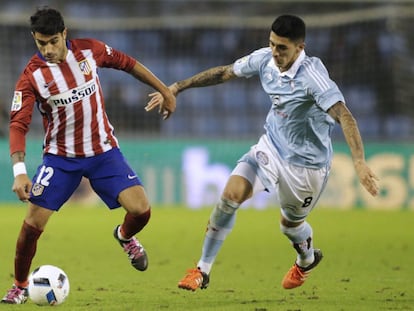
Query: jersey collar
269 50 306 78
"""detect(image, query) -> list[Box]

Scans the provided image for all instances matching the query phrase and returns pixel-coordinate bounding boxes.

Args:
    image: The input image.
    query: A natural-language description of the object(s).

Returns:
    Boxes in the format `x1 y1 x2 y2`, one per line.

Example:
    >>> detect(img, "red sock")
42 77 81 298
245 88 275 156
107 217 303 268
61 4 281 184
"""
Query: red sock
14 221 43 287
120 209 151 239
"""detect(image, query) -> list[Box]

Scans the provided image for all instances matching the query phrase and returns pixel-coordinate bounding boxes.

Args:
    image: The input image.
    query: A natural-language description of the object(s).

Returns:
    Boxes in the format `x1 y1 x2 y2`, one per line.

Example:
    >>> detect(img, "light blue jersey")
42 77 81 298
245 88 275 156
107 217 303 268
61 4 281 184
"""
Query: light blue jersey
233 48 345 168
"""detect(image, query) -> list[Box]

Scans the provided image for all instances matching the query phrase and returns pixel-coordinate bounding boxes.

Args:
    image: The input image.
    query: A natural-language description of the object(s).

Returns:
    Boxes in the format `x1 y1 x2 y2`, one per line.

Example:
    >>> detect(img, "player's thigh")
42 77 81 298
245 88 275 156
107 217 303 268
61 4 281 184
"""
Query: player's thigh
226 162 265 203
279 165 328 222
24 202 55 230
118 185 149 215
30 156 83 211
87 148 142 209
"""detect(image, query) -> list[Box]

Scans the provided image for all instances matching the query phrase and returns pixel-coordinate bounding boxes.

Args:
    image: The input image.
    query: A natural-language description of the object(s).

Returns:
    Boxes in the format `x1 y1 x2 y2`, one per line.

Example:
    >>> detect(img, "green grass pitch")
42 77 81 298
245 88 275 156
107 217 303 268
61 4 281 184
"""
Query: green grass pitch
0 204 413 310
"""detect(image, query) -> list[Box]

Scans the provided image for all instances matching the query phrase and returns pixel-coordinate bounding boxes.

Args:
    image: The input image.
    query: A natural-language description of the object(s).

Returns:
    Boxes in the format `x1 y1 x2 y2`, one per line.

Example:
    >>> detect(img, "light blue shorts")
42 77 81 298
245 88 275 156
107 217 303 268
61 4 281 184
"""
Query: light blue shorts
234 134 330 222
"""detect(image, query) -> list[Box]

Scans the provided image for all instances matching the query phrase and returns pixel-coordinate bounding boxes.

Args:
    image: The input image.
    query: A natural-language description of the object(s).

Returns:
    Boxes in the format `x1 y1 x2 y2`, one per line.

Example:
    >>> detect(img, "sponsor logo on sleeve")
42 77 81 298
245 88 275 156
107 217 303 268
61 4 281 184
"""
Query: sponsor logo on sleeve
105 44 113 56
11 91 22 111
235 56 248 65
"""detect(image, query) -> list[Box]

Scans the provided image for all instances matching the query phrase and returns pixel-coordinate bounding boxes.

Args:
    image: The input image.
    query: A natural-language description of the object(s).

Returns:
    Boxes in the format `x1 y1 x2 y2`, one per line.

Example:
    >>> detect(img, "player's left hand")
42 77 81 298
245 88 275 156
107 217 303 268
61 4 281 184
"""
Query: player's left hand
354 160 379 196
146 89 176 120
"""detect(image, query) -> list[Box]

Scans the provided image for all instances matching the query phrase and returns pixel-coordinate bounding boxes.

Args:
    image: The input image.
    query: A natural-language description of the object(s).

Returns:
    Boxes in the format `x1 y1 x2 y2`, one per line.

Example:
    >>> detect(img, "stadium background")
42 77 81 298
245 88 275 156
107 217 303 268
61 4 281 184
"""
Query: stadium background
0 0 413 209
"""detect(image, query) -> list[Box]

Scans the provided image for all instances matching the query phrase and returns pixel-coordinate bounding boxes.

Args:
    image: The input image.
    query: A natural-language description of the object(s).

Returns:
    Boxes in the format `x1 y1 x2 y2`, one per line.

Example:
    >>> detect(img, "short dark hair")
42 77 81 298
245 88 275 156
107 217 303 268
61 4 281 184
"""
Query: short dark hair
271 15 306 42
30 7 65 35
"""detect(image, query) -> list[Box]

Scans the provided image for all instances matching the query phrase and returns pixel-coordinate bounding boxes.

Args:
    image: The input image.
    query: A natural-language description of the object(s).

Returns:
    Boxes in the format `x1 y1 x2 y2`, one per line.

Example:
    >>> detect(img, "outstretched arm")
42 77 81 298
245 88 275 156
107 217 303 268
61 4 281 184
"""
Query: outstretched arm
328 101 379 196
173 64 237 94
145 64 237 111
129 61 176 119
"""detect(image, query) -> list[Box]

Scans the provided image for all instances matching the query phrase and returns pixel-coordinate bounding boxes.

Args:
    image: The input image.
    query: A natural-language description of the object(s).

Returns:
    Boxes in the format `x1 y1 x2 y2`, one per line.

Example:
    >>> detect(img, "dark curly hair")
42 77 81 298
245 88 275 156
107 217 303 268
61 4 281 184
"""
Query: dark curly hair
30 6 65 35
271 15 306 42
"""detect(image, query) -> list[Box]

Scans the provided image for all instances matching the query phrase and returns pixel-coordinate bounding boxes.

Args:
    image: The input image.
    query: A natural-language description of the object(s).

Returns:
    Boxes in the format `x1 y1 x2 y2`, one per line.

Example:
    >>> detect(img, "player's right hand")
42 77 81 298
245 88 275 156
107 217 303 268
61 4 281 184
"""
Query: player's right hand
354 160 379 197
12 174 32 202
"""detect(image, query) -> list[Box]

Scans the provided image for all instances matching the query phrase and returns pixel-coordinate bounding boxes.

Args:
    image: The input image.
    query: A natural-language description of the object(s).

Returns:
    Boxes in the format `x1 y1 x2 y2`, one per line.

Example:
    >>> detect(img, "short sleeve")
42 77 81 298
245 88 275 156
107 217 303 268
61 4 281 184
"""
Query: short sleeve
233 47 271 78
302 58 345 112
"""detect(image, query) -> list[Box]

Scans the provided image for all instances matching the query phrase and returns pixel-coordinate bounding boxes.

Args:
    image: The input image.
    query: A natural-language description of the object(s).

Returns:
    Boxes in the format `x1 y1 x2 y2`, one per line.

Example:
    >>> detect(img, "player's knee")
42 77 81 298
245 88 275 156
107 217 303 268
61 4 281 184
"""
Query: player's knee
280 220 312 244
129 203 150 217
280 216 303 228
217 198 240 214
280 215 306 236
221 189 247 206
222 178 252 204
118 185 149 214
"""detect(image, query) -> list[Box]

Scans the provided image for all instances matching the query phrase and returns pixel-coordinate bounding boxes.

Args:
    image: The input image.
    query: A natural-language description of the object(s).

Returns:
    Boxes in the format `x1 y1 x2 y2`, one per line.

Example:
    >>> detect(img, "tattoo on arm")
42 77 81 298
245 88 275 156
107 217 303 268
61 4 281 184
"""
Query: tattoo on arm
328 102 365 162
175 65 236 92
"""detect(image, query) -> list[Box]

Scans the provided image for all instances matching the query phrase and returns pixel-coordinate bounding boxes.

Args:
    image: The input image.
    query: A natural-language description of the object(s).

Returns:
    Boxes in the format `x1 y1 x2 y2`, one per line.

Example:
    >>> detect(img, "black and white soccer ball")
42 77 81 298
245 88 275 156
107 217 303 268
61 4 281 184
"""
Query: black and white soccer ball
28 265 70 305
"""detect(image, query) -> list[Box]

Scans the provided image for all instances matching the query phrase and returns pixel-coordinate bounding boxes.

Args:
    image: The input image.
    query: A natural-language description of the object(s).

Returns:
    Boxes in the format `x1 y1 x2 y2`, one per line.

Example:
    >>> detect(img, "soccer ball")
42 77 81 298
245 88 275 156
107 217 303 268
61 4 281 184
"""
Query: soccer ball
28 265 70 306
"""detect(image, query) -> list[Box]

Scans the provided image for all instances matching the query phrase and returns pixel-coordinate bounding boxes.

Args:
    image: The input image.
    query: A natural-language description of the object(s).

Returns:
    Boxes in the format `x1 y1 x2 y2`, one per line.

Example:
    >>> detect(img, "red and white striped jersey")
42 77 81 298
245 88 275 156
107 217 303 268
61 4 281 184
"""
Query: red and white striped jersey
10 38 136 157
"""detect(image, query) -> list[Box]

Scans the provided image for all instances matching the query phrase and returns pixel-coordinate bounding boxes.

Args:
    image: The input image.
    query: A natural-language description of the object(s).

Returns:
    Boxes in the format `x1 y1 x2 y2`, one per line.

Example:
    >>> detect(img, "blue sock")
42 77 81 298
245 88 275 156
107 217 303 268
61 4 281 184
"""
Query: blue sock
280 221 314 267
197 199 239 274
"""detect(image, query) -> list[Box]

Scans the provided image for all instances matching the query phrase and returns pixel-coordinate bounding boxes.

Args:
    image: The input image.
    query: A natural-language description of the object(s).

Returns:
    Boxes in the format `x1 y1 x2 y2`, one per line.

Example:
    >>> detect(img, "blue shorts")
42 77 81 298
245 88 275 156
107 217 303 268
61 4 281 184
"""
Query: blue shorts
29 148 142 211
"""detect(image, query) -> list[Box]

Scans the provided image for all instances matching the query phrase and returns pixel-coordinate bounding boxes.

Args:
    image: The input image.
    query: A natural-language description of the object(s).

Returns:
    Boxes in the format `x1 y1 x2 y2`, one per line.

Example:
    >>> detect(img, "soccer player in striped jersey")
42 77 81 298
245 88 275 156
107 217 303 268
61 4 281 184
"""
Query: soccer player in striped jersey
1 7 175 304
148 15 379 291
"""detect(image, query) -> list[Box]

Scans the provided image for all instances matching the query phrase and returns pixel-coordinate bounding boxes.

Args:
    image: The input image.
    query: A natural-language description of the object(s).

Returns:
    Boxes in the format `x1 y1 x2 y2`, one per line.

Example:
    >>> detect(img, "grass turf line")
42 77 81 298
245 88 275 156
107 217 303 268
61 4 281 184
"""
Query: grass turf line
0 204 413 310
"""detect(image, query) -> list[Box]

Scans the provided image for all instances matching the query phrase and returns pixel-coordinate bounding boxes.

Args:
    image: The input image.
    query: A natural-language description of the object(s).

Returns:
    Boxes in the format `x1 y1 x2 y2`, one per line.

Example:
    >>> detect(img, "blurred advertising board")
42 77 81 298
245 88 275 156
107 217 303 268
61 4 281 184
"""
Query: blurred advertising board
0 140 412 209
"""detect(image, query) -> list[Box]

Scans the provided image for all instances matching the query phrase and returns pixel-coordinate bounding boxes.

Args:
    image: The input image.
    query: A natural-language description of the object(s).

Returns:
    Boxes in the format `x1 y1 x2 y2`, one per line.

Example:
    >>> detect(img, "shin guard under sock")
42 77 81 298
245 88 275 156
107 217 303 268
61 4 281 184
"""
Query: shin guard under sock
15 221 43 287
198 199 239 274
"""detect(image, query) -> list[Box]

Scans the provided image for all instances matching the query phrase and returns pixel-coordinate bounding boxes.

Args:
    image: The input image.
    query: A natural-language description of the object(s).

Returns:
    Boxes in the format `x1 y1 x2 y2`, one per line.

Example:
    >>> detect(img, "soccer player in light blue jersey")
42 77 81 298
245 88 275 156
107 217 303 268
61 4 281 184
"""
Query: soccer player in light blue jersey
148 14 379 291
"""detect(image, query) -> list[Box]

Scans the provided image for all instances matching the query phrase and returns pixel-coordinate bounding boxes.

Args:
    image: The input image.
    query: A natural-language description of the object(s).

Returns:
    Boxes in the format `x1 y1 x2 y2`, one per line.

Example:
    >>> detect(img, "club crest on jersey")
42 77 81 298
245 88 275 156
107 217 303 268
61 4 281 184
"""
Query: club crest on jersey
256 150 269 166
31 183 44 196
11 91 22 111
78 59 92 75
235 56 248 65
